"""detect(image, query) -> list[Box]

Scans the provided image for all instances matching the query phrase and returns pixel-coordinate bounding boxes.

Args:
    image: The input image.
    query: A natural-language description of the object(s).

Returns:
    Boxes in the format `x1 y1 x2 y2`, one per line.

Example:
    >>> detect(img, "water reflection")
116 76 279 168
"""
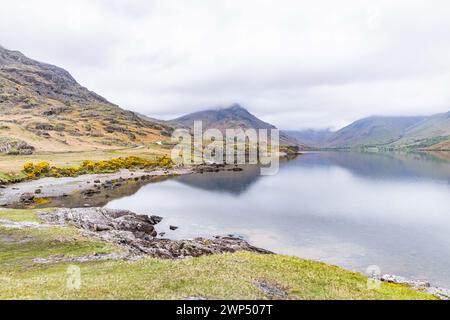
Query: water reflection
175 165 262 195
106 152 450 287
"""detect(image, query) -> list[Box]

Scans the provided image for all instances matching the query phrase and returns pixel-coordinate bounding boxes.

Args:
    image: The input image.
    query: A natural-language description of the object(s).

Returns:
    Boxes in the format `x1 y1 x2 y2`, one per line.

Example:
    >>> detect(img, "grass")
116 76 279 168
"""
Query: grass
0 209 436 300
0 226 119 269
0 145 170 183
0 208 52 222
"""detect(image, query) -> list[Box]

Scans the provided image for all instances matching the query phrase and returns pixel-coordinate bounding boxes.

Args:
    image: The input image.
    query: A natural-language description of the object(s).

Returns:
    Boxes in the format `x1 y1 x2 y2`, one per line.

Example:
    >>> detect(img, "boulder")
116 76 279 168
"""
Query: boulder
19 192 35 204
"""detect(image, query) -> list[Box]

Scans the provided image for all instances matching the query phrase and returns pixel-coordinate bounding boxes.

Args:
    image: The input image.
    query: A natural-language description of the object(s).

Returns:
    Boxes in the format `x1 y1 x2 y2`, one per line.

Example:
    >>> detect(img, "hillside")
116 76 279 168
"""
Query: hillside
0 45 173 154
292 112 450 150
170 104 304 147
323 116 427 149
171 103 276 131
391 111 450 150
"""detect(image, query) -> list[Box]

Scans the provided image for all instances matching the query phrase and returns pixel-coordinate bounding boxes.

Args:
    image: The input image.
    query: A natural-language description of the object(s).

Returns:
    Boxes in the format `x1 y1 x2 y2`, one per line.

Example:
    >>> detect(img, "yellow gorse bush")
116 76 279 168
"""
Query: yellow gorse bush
22 156 173 180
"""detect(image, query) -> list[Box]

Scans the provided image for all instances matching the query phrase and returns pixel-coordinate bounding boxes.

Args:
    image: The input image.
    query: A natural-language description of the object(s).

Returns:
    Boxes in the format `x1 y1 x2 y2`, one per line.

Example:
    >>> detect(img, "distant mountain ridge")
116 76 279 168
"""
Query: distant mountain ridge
324 115 428 148
289 112 450 150
284 129 334 147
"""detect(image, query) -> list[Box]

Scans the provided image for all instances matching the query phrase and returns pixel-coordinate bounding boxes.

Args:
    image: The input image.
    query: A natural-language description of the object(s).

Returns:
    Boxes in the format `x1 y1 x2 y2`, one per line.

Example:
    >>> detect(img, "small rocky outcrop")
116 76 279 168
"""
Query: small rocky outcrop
37 207 271 259
38 208 161 237
19 192 35 205
0 137 35 155
42 106 68 117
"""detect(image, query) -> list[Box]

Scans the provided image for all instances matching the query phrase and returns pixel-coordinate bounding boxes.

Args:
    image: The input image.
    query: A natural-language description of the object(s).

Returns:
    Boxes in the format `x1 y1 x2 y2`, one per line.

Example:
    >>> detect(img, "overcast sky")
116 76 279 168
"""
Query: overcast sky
1 0 450 130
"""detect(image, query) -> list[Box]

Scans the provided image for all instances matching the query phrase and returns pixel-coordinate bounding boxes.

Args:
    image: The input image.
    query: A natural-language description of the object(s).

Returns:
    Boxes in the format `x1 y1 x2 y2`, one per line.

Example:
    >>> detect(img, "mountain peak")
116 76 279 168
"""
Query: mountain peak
224 103 245 111
171 103 275 131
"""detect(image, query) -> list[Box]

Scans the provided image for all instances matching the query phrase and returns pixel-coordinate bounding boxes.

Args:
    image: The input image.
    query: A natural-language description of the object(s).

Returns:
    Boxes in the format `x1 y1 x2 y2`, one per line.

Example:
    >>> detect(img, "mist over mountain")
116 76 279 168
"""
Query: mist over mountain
289 113 450 150
324 116 427 148
1 44 448 154
284 129 334 147
170 104 275 131
169 104 305 147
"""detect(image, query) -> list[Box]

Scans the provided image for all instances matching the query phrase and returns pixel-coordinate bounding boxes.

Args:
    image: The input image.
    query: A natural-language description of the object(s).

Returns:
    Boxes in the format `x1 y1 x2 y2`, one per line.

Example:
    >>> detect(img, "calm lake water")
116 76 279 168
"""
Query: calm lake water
106 152 450 287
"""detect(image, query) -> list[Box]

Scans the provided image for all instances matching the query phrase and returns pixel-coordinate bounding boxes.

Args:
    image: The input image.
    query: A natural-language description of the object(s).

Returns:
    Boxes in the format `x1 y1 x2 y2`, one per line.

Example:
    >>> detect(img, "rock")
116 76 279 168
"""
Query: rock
19 192 34 204
256 280 287 298
425 287 450 300
170 225 179 231
0 137 35 155
0 185 6 189
34 189 42 194
94 180 101 184
381 274 430 288
81 189 100 198
37 208 271 259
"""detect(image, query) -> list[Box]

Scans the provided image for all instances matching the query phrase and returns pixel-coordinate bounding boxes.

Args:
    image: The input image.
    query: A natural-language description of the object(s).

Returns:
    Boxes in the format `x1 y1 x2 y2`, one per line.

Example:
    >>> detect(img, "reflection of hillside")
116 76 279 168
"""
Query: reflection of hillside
174 165 263 196
33 176 171 209
294 152 450 183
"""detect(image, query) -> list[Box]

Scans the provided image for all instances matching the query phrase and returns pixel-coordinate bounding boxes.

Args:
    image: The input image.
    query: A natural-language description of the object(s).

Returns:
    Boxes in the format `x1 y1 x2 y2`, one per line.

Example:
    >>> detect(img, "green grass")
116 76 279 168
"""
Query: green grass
0 209 437 300
0 226 120 271
0 171 27 184
0 208 53 222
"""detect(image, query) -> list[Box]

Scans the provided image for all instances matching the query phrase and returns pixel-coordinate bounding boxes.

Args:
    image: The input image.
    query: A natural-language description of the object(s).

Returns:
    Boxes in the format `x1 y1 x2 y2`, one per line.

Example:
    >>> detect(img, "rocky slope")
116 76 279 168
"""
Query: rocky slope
171 103 276 132
0 45 173 153
170 103 305 147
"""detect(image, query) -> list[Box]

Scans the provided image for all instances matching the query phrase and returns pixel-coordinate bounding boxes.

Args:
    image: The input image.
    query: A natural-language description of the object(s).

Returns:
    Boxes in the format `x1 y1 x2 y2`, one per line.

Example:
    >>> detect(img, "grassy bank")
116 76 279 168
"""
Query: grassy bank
0 145 170 183
0 209 435 300
0 145 173 184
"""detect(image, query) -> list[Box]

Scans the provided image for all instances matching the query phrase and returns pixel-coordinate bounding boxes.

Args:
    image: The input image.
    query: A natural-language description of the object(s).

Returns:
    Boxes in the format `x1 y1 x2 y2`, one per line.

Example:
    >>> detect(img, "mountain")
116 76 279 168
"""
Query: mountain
285 129 334 148
294 112 450 150
323 116 428 148
171 104 276 132
0 45 172 154
390 111 450 150
170 104 305 147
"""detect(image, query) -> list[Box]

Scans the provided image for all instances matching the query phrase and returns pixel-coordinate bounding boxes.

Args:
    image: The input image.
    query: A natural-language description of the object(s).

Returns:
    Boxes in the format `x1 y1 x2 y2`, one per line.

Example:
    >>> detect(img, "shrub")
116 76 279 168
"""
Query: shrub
23 162 34 173
34 162 50 175
21 156 173 180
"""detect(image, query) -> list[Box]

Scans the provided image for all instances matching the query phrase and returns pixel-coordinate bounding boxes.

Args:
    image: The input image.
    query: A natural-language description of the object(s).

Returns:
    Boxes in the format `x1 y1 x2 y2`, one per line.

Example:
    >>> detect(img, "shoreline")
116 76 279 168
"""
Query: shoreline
0 205 447 299
0 166 193 208
0 162 448 299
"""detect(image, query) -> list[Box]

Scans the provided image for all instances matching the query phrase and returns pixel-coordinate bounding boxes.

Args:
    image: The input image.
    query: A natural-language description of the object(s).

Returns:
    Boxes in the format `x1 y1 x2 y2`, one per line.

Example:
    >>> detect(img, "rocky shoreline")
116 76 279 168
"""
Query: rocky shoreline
0 167 193 208
36 207 272 259
374 274 450 300
0 164 246 208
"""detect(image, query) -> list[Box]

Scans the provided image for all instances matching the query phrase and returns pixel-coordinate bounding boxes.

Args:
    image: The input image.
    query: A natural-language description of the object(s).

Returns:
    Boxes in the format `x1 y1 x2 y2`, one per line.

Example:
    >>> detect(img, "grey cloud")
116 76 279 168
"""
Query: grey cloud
1 0 449 130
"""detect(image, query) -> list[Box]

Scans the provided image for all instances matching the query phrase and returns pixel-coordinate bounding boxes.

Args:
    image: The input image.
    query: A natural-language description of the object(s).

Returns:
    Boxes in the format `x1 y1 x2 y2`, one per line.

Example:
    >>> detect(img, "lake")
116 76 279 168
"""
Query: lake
106 152 450 288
